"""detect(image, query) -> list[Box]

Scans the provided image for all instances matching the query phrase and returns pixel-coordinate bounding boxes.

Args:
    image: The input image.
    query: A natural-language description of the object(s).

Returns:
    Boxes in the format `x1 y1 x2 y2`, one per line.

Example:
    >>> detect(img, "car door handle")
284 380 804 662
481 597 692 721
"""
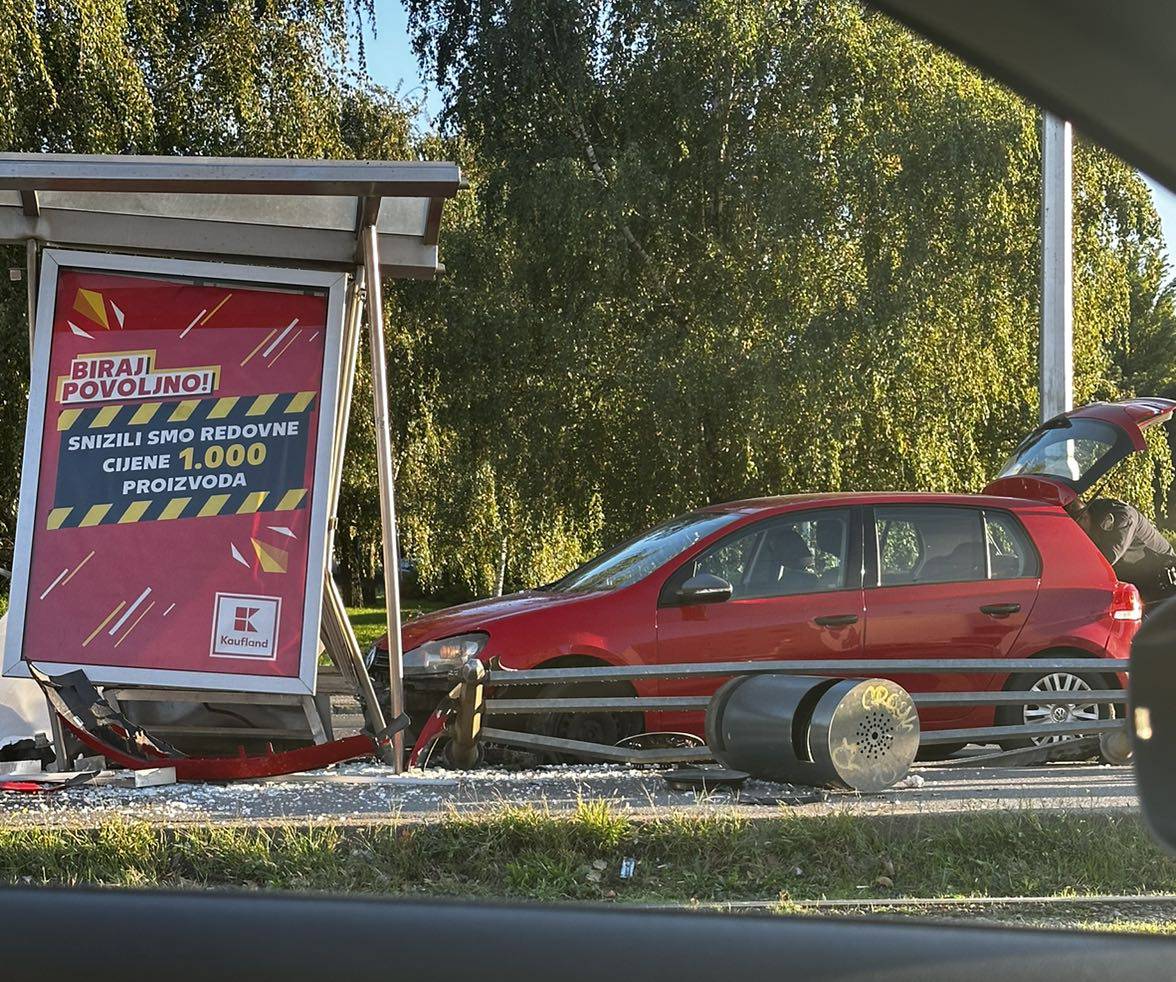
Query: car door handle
980 603 1021 617
814 614 859 627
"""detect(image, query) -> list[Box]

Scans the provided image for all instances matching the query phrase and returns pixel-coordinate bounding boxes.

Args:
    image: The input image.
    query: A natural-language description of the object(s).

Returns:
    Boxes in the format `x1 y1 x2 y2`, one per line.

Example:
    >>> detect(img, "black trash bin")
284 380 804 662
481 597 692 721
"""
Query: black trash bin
706 674 919 792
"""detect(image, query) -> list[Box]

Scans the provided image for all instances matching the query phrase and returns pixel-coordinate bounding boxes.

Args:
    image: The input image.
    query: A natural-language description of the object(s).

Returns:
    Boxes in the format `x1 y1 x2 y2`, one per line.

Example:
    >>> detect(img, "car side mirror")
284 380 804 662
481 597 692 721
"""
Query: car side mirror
675 573 733 605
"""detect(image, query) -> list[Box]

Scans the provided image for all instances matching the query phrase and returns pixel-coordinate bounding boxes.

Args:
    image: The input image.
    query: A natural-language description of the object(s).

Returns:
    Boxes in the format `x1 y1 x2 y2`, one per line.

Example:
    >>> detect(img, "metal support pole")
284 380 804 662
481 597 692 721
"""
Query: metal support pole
25 239 36 350
361 222 406 770
322 574 393 760
1040 113 1073 423
316 265 394 761
326 268 365 541
24 237 69 769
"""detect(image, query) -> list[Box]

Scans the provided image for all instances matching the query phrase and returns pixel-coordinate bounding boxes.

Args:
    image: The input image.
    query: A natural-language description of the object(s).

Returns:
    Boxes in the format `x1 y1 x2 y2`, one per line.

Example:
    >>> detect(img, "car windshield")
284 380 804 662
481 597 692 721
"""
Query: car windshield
546 512 741 593
996 417 1122 487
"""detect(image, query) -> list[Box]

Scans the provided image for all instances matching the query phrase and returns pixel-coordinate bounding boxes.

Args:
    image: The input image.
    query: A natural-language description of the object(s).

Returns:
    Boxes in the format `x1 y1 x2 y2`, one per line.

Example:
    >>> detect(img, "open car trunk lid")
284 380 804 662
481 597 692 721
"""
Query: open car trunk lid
983 398 1176 505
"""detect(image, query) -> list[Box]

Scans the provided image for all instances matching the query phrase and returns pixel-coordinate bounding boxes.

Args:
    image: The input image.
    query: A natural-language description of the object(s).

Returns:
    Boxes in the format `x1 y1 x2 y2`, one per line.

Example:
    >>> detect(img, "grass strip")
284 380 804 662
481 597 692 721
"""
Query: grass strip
346 603 445 648
0 805 1171 906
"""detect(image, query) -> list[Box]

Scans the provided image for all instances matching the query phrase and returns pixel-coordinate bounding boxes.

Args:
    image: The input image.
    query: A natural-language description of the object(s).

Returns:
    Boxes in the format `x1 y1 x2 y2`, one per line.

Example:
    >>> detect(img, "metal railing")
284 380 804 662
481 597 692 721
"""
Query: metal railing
438 656 1130 767
483 691 1128 715
482 658 1128 685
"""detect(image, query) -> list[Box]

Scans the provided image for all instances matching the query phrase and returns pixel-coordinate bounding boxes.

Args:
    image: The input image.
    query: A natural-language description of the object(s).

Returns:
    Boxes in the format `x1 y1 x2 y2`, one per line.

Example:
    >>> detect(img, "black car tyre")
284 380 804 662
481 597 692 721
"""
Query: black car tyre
996 666 1113 756
529 681 644 764
915 741 967 761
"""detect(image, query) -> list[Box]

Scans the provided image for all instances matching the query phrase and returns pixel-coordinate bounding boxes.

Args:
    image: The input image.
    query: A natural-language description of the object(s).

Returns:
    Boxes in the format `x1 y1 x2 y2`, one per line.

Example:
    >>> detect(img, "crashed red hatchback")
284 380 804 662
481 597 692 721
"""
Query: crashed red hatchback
370 399 1173 762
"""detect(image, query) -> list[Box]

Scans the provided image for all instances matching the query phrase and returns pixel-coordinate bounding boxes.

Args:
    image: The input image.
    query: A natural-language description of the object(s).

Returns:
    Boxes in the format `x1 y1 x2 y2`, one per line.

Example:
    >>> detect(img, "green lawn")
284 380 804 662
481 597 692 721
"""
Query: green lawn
0 807 1171 924
347 602 449 649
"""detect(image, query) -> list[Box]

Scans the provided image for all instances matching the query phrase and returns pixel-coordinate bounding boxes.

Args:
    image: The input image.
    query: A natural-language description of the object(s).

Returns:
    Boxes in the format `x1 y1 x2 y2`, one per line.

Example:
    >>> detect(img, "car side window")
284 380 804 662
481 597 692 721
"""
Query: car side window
875 506 986 585
984 511 1040 579
685 510 852 598
694 532 759 586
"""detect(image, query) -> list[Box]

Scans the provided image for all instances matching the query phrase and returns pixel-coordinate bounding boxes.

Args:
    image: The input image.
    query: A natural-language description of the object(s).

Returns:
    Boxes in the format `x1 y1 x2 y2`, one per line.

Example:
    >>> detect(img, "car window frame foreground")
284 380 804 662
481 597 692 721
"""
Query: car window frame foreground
4 887 1173 982
8 0 1176 972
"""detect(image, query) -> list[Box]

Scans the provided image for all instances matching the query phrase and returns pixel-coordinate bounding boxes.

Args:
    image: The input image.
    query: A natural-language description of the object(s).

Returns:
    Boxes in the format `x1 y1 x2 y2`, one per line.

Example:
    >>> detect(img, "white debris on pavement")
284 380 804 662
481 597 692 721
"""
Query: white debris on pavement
0 760 1138 826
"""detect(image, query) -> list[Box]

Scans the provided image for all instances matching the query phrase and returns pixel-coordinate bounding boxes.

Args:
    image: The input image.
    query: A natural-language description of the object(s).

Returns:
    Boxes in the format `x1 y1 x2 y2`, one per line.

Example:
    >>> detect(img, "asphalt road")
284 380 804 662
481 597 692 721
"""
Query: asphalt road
0 760 1139 827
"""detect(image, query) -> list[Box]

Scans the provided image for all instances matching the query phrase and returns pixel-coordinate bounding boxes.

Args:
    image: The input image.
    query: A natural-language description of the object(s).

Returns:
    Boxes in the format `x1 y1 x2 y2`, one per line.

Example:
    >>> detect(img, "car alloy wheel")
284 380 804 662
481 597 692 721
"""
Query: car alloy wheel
1022 672 1100 745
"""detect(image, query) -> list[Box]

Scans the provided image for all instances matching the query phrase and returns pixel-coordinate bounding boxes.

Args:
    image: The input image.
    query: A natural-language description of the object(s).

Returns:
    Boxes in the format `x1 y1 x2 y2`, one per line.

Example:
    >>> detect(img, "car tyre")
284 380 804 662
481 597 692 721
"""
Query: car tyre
915 742 967 762
996 665 1112 757
529 681 644 764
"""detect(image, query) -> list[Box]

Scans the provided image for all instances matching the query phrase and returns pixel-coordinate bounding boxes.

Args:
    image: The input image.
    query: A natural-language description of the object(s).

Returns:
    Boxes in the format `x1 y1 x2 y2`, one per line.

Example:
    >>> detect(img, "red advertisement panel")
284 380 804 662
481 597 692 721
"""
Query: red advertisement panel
4 251 345 693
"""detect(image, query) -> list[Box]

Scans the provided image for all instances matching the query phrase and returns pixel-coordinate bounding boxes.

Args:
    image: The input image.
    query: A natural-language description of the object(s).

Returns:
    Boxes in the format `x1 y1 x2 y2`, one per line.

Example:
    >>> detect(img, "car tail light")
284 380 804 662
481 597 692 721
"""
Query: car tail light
1111 581 1143 621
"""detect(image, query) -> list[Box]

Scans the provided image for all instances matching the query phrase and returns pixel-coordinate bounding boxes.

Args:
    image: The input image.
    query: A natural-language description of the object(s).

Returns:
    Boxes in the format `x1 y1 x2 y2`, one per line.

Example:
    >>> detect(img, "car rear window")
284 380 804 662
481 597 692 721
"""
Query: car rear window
874 506 1040 584
996 417 1121 487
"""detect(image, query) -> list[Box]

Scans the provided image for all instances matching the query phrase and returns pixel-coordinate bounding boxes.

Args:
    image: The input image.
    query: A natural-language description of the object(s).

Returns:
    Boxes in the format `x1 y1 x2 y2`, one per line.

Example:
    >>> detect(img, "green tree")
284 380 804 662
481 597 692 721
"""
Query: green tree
3 0 1174 603
0 0 411 576
389 0 1175 598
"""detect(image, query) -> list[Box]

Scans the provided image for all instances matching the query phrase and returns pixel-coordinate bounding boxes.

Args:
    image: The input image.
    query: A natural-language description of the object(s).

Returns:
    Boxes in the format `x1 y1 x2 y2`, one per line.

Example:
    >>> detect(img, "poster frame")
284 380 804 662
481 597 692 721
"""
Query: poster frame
3 248 347 695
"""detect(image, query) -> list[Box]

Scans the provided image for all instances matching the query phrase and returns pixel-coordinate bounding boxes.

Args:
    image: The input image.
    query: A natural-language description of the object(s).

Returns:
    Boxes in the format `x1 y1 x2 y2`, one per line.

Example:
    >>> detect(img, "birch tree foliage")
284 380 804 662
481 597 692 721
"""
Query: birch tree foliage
0 0 1172 598
0 0 397 575
392 0 1173 595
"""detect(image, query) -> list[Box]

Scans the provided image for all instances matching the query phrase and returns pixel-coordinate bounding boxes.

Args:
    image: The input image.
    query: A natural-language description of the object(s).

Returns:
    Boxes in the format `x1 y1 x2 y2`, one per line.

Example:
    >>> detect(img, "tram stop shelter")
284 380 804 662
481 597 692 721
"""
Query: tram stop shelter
0 153 462 775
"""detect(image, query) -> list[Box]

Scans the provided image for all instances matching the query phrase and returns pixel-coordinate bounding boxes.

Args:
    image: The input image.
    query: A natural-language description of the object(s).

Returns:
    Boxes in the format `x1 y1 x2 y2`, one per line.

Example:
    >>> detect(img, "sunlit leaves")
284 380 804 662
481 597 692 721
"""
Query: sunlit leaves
396 0 1175 592
0 0 380 571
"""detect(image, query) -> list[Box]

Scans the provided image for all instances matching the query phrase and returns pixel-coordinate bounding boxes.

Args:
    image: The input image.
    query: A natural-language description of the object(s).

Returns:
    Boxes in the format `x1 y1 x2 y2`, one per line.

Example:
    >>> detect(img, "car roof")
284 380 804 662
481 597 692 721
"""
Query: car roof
701 491 1056 515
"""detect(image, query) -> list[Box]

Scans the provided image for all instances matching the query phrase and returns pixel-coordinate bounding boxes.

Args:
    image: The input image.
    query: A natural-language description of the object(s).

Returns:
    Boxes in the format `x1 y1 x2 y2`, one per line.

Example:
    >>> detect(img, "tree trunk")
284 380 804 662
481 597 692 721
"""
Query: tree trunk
495 535 508 596
574 119 664 288
337 527 355 606
359 537 378 606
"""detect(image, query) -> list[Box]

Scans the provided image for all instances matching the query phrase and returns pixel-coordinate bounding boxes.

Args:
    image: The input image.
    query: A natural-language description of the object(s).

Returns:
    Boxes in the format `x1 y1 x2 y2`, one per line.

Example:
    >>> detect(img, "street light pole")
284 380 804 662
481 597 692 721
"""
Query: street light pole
1040 112 1074 423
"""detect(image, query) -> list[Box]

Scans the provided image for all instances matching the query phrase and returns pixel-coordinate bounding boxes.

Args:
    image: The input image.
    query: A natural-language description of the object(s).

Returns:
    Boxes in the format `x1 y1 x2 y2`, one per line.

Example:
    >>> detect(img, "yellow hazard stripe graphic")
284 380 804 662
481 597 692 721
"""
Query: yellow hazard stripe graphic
159 497 191 520
207 396 239 419
286 391 315 413
237 491 267 514
47 489 308 528
130 402 161 425
57 408 83 431
276 489 306 510
119 501 150 524
61 392 315 429
246 393 277 416
169 400 199 422
198 494 231 517
77 504 112 527
90 405 119 428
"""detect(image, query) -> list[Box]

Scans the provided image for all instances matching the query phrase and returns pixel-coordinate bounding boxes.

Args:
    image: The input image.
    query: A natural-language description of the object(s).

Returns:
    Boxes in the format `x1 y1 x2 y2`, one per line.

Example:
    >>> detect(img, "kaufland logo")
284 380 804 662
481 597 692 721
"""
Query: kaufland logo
211 593 280 660
233 606 260 633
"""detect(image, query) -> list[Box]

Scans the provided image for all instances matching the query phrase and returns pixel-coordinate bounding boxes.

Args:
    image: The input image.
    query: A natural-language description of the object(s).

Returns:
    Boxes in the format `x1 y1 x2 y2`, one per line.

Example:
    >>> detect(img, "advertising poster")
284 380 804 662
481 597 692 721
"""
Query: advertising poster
3 250 345 693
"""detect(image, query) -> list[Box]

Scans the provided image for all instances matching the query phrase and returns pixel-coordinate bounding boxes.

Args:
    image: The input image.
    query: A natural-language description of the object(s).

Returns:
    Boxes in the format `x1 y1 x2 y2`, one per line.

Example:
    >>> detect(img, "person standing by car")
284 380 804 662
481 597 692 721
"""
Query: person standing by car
1068 497 1176 603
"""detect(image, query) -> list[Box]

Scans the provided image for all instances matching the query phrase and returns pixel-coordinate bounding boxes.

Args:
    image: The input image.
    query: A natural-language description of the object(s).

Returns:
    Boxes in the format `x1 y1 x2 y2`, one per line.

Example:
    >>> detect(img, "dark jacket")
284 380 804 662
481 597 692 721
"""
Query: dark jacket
1085 498 1176 599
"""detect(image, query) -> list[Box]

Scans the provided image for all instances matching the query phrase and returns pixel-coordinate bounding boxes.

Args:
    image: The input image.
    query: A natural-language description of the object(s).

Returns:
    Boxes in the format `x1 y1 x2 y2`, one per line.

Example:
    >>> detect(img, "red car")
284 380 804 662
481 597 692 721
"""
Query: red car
369 399 1172 762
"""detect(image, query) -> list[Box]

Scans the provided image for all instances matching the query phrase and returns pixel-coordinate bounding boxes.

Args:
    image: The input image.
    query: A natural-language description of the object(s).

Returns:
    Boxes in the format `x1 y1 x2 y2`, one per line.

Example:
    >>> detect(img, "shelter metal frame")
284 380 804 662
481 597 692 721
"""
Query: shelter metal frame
0 153 463 772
